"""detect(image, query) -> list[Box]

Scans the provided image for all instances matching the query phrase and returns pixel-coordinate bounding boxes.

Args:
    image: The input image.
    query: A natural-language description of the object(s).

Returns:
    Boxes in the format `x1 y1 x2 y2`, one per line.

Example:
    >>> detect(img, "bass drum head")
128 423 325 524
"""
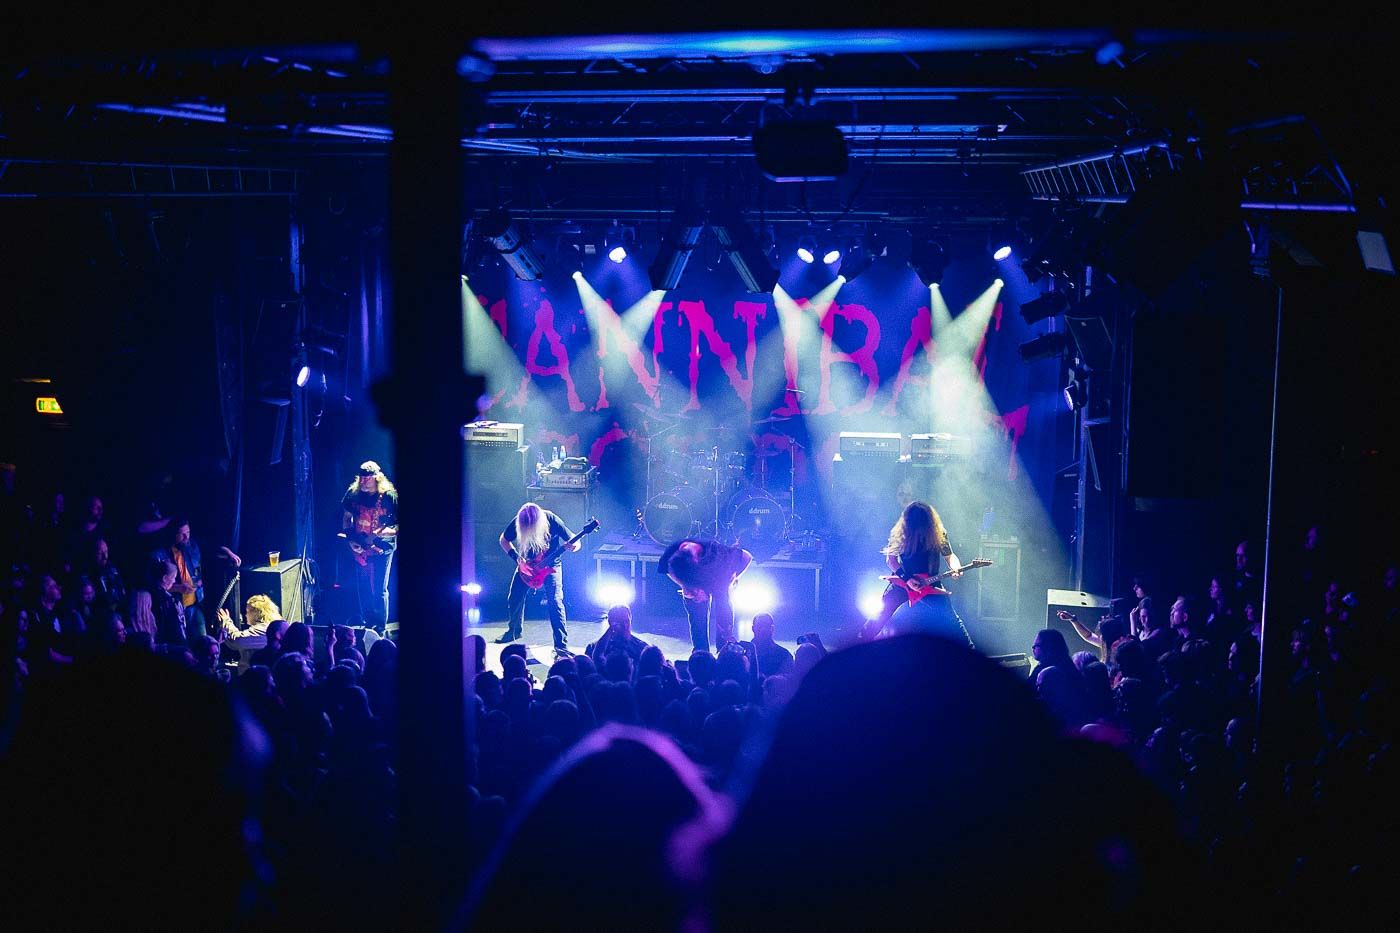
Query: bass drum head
727 489 786 560
644 489 698 545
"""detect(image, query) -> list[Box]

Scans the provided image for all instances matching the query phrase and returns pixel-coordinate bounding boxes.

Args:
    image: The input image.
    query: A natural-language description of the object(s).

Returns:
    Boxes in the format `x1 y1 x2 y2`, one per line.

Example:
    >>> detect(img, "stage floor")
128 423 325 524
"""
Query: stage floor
471 613 802 673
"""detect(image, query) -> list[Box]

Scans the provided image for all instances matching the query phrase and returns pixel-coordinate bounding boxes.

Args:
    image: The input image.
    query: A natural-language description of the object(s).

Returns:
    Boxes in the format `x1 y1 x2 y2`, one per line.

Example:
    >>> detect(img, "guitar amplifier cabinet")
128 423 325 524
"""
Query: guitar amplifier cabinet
245 558 306 623
463 421 524 448
838 431 903 459
466 444 529 524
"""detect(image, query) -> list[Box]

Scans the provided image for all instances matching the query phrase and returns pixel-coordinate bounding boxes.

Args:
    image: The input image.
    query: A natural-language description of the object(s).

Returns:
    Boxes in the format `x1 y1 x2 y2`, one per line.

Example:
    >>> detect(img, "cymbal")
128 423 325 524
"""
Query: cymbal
753 412 795 425
631 403 690 421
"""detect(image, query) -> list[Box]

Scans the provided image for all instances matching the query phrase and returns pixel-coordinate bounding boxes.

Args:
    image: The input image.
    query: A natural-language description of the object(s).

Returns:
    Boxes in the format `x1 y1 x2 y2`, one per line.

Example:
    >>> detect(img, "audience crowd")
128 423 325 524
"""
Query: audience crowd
1 469 1396 929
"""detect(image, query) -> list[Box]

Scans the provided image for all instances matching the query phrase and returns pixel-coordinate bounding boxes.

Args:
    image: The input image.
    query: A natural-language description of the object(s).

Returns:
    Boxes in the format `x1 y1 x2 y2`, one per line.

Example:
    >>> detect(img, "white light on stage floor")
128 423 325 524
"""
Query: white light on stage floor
859 585 886 621
733 575 778 615
592 575 635 607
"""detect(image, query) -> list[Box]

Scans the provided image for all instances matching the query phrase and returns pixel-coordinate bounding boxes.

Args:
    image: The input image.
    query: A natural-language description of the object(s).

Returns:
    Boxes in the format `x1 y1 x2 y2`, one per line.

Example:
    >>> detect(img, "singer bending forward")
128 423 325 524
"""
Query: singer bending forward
659 538 753 653
862 502 966 642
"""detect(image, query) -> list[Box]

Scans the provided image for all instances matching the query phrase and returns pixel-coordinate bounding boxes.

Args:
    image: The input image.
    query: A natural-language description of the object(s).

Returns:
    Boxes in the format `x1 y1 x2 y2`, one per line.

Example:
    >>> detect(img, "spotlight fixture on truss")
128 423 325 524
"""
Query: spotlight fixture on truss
648 206 706 291
908 237 947 286
1018 331 1070 362
1019 290 1069 325
711 210 780 294
480 209 545 281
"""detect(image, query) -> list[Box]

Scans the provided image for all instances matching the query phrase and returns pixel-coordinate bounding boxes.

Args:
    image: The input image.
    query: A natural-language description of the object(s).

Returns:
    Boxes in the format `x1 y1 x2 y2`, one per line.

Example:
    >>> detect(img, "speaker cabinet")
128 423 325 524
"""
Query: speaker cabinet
245 558 306 623
466 444 530 524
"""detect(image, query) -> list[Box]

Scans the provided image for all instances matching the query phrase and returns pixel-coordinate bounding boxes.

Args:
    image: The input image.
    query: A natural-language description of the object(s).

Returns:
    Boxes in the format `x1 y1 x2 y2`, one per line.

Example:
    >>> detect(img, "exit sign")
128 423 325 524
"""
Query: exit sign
35 397 64 415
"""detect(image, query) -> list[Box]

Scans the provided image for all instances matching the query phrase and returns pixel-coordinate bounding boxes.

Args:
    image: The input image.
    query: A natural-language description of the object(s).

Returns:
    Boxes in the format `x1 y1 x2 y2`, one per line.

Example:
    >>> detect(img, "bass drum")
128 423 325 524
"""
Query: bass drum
726 489 787 560
644 488 702 545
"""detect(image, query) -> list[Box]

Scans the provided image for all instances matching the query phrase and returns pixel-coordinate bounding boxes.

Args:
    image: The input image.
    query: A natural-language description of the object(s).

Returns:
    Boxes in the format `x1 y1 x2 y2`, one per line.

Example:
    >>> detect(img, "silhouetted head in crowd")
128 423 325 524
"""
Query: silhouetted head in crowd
0 651 268 927
1031 628 1074 672
606 604 633 637
467 633 486 674
1170 596 1196 638
262 618 288 650
503 653 529 684
282 621 312 656
474 671 503 709
793 642 822 679
501 642 529 666
762 673 794 708
1137 596 1159 632
637 644 665 679
603 651 633 683
463 724 717 931
193 634 220 674
1036 665 1086 730
1111 638 1155 684
687 649 716 686
688 636 1180 930
273 651 313 696
715 644 749 683
1228 637 1260 679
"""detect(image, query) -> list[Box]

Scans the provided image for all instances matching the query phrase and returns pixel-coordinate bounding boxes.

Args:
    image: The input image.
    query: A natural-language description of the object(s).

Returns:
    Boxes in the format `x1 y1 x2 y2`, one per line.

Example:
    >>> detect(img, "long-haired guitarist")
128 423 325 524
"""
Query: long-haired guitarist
498 502 581 656
341 460 398 632
861 501 971 645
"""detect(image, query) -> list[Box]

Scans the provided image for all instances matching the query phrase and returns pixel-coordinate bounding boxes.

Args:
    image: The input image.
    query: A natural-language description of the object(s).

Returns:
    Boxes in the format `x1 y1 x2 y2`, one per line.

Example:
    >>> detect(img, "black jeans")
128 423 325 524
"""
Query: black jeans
355 551 393 630
880 584 974 648
506 568 568 651
683 587 736 654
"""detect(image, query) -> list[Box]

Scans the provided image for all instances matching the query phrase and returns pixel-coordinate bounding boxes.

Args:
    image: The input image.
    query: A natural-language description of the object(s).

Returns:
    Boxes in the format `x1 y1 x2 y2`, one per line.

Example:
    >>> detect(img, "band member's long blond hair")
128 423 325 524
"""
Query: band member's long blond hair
883 502 948 557
345 462 396 498
514 503 551 558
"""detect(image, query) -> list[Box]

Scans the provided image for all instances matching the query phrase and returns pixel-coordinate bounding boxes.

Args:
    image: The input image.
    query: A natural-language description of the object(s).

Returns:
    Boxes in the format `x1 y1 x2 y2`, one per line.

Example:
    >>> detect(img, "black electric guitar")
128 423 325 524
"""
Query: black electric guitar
519 518 601 588
881 558 994 606
339 528 397 567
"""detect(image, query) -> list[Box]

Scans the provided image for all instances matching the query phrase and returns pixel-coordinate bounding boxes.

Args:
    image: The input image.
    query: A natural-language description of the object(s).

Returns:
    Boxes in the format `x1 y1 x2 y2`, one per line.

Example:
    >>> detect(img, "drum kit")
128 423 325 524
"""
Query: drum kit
631 398 809 559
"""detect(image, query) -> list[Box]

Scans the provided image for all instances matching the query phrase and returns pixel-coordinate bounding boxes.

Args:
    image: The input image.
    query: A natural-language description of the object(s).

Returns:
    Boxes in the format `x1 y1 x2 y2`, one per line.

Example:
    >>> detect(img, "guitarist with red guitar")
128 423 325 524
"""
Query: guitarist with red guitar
860 501 984 648
498 502 599 658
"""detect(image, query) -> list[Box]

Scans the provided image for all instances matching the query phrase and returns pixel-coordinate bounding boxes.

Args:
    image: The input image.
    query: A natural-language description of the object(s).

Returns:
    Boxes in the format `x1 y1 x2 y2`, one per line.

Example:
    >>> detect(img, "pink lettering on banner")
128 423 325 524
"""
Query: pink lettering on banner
973 302 1003 381
678 299 759 413
882 304 936 416
815 302 881 415
508 299 586 412
1001 403 1029 481
589 423 632 467
588 299 662 411
485 296 508 339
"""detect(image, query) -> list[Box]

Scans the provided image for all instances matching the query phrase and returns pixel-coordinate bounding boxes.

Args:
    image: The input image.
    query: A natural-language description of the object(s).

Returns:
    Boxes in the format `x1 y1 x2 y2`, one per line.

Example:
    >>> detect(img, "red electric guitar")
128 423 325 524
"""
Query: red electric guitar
881 558 994 606
519 518 601 588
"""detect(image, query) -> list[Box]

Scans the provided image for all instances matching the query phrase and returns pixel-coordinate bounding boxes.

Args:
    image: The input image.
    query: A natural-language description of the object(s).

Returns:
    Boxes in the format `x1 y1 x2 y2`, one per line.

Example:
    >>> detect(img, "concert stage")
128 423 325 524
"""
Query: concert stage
474 615 803 669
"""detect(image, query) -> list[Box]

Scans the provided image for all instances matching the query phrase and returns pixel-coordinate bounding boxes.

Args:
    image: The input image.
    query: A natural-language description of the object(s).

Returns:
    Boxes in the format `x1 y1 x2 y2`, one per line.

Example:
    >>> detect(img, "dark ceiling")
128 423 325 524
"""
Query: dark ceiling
0 24 1390 238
